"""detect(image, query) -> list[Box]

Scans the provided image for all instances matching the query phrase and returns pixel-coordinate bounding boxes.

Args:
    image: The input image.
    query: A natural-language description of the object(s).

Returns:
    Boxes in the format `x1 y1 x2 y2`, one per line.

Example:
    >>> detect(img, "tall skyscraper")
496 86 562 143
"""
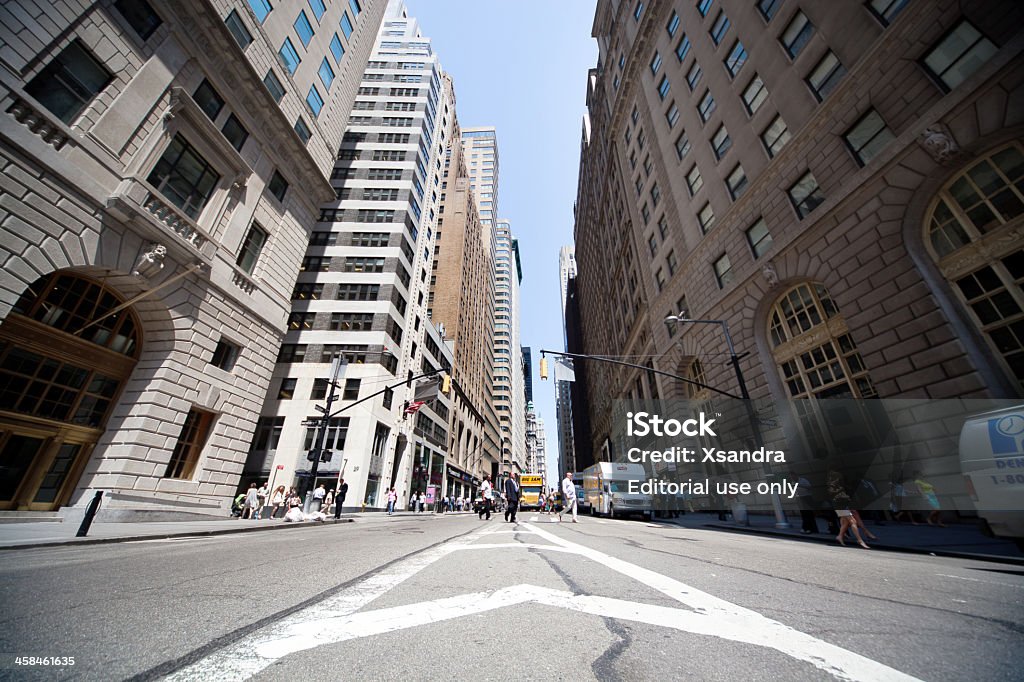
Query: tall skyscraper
248 0 457 509
0 0 384 517
574 0 1024 463
556 245 578 474
494 220 527 472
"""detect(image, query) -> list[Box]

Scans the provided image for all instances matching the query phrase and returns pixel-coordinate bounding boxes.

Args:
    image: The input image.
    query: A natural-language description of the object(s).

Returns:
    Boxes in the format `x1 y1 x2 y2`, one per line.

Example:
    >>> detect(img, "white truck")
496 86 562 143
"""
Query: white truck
959 404 1024 550
582 462 653 521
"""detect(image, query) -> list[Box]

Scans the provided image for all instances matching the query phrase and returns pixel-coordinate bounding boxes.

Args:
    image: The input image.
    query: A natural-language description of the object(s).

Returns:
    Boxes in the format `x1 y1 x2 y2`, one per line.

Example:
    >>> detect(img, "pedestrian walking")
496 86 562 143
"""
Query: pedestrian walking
559 472 578 523
791 471 818 534
386 487 398 515
479 475 493 520
334 478 349 519
417 491 426 513
504 472 520 523
269 485 286 519
829 471 869 549
254 482 268 520
312 484 326 512
913 471 945 527
242 483 259 520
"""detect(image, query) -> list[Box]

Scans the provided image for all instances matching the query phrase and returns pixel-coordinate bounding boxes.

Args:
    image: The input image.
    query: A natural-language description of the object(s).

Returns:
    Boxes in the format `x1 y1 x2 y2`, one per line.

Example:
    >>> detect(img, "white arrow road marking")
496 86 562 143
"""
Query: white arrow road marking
165 522 922 682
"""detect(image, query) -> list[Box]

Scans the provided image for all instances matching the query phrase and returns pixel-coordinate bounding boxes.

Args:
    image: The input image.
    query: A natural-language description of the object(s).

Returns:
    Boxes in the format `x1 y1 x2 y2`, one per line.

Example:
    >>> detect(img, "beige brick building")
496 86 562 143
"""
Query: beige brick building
429 83 501 487
0 0 383 518
574 0 1024 467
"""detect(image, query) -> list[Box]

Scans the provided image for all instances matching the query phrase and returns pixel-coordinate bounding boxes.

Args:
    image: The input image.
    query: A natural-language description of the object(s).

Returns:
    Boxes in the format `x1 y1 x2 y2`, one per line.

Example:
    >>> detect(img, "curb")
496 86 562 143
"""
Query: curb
700 522 1024 565
0 517 355 551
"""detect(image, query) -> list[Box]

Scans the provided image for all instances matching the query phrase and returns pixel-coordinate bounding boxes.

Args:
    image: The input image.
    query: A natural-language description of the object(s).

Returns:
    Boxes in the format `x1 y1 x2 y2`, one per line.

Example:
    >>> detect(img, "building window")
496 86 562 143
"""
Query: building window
279 38 301 75
236 223 268 275
330 34 346 64
278 378 297 400
686 165 703 195
294 117 311 144
709 11 730 45
343 378 361 400
758 0 783 22
650 52 662 76
713 254 732 288
807 50 847 100
146 134 220 219
263 69 286 102
247 0 272 23
294 10 314 47
657 75 671 100
675 131 691 160
192 79 224 120
727 164 748 200
711 125 731 159
923 19 998 92
868 0 909 26
666 101 680 129
634 1 644 21
667 11 680 37
641 203 651 224
221 114 248 151
789 171 825 218
277 344 308 362
655 268 666 291
781 11 813 58
651 183 661 207
925 144 1024 387
698 203 715 233
224 9 252 48
746 218 773 258
288 312 316 329
742 74 768 115
667 249 678 276
686 62 702 90
330 312 374 331
761 114 791 158
658 215 669 240
268 170 289 201
724 41 747 78
309 379 328 401
306 85 324 117
697 0 713 18
676 34 691 62
770 282 876 401
648 234 658 257
844 109 894 165
115 0 162 39
319 58 336 90
24 41 112 125
340 11 354 39
698 90 715 122
308 0 326 22
164 408 213 479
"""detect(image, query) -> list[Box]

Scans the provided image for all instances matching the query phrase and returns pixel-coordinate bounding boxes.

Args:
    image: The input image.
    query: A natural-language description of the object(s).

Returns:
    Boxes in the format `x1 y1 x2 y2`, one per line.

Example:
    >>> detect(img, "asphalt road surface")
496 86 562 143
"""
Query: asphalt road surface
0 513 1021 681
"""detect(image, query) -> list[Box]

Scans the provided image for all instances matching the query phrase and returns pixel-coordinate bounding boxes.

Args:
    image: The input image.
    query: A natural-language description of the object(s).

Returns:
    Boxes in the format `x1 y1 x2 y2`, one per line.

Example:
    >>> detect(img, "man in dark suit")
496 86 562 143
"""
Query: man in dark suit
504 472 520 523
334 478 349 520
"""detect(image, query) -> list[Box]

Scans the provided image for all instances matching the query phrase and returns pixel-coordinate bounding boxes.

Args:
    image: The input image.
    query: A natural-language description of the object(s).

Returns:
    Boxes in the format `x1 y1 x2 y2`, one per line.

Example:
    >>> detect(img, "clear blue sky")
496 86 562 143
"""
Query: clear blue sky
405 0 598 477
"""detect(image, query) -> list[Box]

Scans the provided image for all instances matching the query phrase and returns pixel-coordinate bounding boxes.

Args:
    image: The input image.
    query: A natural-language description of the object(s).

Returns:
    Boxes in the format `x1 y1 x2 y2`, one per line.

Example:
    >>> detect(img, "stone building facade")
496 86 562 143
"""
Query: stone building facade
0 0 384 518
574 0 1024 465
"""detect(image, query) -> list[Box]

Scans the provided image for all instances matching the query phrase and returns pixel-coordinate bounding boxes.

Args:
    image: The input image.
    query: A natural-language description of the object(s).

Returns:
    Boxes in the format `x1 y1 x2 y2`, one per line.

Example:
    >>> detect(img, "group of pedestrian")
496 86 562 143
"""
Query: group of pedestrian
231 479 348 520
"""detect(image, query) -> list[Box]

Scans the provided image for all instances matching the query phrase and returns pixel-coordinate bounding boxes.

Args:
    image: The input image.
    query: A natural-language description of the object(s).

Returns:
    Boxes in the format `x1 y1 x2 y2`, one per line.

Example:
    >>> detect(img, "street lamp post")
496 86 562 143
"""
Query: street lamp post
665 315 790 529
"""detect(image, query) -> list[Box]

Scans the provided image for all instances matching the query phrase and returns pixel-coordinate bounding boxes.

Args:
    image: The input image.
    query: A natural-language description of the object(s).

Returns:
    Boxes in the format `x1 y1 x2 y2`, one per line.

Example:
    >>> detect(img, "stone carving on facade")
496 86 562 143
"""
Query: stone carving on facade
134 243 167 277
761 261 779 288
919 123 960 165
7 98 69 149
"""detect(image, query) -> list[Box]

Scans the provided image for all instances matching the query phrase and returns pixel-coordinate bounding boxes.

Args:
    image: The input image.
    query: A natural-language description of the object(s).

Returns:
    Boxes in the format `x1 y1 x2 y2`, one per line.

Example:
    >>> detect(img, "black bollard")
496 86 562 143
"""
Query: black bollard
76 490 104 537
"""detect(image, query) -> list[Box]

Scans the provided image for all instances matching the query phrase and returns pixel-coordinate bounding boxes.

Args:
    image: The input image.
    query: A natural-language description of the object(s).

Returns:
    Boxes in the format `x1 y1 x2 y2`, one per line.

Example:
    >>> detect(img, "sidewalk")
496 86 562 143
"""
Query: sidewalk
661 512 1024 564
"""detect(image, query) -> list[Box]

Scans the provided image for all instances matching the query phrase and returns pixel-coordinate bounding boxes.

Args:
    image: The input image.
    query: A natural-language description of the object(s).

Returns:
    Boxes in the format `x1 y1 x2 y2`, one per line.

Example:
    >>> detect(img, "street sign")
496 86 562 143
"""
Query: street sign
301 419 320 426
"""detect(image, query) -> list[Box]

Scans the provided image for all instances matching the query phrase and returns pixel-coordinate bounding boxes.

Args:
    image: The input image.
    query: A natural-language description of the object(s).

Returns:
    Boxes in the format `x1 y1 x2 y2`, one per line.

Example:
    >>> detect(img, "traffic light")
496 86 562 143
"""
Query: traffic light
539 356 549 380
320 450 332 463
441 373 451 395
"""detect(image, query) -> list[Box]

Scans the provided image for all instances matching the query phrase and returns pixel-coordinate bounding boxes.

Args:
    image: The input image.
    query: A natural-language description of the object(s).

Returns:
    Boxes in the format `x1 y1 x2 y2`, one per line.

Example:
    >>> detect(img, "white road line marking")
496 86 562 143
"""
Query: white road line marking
521 523 921 682
936 573 1024 589
453 543 577 553
164 527 493 681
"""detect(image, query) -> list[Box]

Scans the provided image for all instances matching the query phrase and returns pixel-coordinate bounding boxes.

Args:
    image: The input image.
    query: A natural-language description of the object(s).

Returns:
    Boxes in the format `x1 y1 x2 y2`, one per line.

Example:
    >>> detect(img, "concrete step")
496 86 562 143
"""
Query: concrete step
0 511 63 524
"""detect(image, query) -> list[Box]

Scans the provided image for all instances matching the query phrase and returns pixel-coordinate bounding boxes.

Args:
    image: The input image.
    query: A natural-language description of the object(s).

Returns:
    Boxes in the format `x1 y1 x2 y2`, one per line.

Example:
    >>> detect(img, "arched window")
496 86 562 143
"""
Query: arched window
925 143 1024 389
768 283 875 399
684 358 710 402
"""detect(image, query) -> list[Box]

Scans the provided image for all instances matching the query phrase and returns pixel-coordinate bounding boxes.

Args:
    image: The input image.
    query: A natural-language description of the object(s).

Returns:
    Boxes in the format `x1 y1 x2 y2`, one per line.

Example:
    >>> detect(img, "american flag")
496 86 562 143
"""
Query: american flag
404 400 426 415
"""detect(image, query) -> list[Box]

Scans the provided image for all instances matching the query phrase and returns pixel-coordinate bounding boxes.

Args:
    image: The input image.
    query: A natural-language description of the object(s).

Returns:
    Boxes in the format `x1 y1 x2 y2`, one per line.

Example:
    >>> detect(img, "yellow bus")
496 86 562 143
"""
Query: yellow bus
519 474 544 510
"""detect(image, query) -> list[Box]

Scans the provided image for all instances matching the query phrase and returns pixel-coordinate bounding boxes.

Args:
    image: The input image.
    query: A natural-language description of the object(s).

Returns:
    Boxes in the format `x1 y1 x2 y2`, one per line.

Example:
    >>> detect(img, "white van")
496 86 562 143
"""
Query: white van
582 462 653 521
959 404 1024 550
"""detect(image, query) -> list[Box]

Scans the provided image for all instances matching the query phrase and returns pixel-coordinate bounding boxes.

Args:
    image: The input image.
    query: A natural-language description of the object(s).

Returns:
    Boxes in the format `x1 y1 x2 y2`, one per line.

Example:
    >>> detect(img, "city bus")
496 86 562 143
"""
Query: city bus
519 474 545 510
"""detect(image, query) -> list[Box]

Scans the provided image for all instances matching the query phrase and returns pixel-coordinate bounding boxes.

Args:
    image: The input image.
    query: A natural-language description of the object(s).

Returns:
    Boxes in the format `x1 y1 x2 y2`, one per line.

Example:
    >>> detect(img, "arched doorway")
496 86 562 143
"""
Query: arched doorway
0 271 140 510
